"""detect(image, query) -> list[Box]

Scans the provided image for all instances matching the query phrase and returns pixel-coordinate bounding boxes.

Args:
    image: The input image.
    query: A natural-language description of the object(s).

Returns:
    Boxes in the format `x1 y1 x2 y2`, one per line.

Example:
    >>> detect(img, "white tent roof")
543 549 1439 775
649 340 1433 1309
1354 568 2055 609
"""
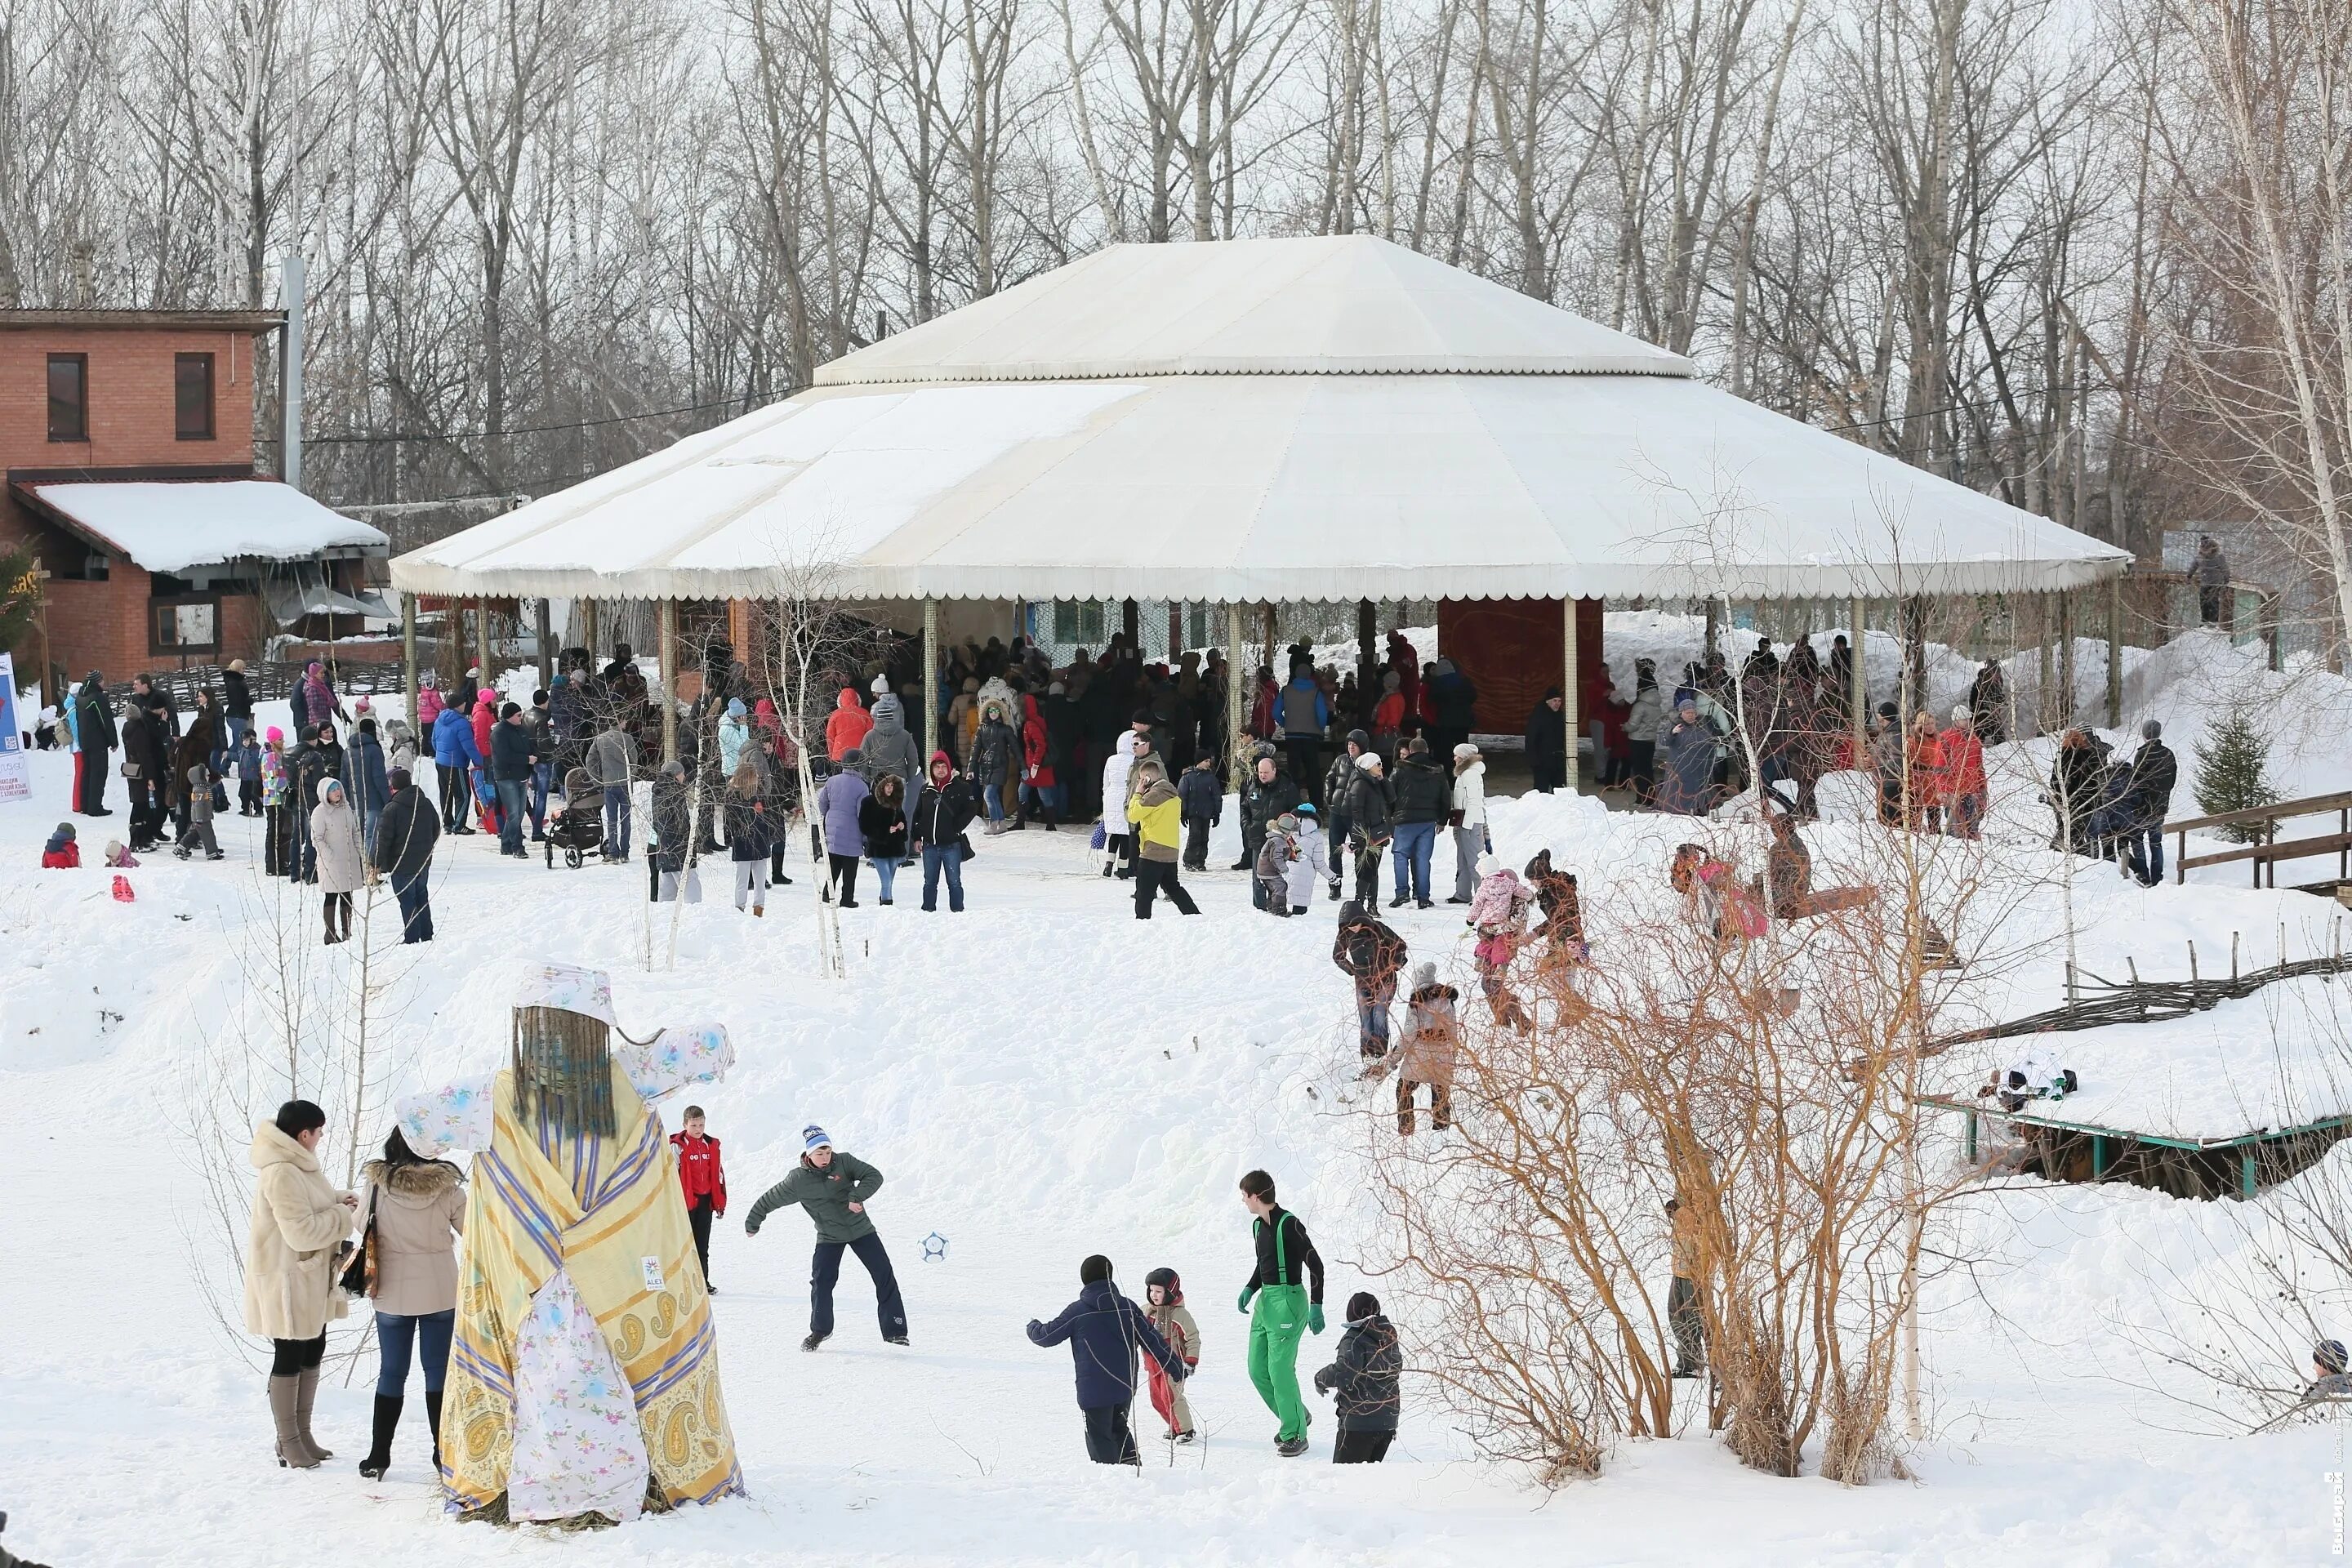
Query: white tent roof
24 479 387 573
392 236 2127 604
817 236 1695 383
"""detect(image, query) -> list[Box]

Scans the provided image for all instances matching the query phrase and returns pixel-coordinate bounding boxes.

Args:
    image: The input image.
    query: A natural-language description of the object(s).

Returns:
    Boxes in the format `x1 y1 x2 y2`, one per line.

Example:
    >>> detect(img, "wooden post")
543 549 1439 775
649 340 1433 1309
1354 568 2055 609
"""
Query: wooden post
2105 574 2123 728
921 597 939 765
1704 596 1720 660
1122 596 1139 653
581 599 599 658
402 592 419 733
474 599 491 683
1563 595 1581 793
1227 602 1250 777
1849 594 1868 760
535 598 553 690
1357 598 1377 726
2058 590 2077 728
1260 602 1276 674
2036 593 2052 737
1167 599 1182 660
657 599 678 764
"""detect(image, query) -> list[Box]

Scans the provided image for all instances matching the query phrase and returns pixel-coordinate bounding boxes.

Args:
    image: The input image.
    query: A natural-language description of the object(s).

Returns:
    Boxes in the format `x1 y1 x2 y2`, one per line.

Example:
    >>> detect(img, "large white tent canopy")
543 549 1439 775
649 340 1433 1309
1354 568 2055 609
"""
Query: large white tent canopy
391 236 2127 605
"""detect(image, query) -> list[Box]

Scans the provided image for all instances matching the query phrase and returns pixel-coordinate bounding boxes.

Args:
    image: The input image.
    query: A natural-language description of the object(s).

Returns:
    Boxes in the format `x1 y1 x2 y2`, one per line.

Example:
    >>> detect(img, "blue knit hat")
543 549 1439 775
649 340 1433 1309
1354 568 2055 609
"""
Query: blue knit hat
803 1124 831 1153
727 697 746 717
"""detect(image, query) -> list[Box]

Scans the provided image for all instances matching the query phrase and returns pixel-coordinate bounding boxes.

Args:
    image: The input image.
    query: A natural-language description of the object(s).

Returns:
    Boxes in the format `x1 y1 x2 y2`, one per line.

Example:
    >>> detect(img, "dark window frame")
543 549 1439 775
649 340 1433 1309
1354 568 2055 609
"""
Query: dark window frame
174 352 216 440
149 592 222 656
47 353 87 442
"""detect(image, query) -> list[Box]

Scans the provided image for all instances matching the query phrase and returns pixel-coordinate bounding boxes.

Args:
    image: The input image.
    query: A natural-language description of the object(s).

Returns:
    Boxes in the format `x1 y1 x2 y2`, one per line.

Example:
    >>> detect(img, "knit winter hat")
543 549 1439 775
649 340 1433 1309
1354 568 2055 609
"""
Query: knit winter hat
1950 706 1969 724
2321 1339 2351 1374
265 727 283 743
1454 742 1480 760
871 675 890 694
803 1124 832 1152
2142 719 2163 740
1475 852 1499 879
1356 751 1383 773
1080 1254 1113 1285
1413 960 1437 989
1345 1290 1379 1322
726 697 746 717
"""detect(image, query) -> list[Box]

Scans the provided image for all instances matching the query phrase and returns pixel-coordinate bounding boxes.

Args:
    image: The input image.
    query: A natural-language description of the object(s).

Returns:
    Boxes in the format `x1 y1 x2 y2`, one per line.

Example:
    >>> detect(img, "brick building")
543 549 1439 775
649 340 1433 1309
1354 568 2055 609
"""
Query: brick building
0 309 388 694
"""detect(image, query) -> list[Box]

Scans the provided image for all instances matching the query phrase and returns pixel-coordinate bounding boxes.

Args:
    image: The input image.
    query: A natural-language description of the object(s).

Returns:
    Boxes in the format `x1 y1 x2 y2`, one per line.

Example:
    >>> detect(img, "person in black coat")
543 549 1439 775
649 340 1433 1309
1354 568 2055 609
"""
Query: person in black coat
1424 658 1479 760
912 751 979 912
1339 752 1393 907
1027 1254 1188 1465
1313 1290 1401 1463
118 702 170 849
1235 751 1303 873
1524 688 1569 794
370 769 440 942
2119 720 2179 885
73 671 116 816
859 774 911 904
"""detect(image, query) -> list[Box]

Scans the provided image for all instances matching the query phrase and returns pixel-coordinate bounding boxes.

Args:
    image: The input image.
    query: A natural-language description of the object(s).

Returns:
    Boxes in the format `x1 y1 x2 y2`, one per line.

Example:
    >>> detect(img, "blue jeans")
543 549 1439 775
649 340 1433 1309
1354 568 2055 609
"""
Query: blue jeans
374 1307 455 1396
922 843 965 911
529 761 551 835
496 780 527 853
604 785 631 858
1391 820 1437 902
871 856 899 901
982 781 1004 822
2126 825 2164 884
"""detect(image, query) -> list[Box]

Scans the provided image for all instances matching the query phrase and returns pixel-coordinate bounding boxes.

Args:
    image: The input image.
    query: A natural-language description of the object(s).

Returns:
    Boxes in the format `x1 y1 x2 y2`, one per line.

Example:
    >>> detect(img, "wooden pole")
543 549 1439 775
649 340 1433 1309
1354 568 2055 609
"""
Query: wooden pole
1122 596 1139 653
1849 594 1868 760
535 598 553 690
658 599 678 764
581 599 599 659
1563 595 1581 793
474 599 491 684
922 597 939 765
2036 593 2053 737
1704 596 1721 660
402 592 419 733
2058 590 2077 728
1227 602 1249 778
1260 602 1276 674
1357 597 1377 726
2105 574 2123 728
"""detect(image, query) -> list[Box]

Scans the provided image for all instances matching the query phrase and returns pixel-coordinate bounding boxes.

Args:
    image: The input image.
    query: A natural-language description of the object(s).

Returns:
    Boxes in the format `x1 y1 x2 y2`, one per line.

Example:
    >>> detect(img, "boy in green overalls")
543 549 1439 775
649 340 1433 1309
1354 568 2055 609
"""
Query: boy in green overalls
1236 1169 1327 1456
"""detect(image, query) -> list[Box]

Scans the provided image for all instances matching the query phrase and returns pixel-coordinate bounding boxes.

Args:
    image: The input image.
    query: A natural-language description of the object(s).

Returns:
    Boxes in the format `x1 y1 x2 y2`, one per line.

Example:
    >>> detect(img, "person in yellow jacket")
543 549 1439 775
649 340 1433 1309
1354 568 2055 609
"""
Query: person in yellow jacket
1125 761 1199 918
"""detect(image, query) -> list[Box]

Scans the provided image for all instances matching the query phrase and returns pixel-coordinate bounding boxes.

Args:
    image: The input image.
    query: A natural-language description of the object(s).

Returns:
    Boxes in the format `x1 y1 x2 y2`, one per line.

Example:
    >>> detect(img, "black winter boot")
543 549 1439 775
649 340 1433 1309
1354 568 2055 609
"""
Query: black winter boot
424 1388 445 1471
359 1394 403 1479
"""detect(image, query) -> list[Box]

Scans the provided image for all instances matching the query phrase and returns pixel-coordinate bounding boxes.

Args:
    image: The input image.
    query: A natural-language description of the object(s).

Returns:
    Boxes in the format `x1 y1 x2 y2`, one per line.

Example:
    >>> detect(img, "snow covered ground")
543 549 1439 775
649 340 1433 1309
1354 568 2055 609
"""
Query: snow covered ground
2 669 2351 1565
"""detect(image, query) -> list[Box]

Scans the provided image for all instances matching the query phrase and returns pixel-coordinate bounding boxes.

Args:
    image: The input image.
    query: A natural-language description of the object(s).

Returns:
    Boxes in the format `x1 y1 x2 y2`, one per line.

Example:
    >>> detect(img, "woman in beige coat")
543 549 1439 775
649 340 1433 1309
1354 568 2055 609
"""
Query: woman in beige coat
310 776 364 944
245 1099 357 1469
355 1128 465 1480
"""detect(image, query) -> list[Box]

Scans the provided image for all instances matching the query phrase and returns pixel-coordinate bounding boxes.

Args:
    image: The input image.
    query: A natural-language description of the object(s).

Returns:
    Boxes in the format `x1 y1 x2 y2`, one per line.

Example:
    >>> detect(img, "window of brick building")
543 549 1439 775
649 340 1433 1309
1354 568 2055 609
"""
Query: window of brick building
175 353 215 440
153 596 220 654
47 354 87 442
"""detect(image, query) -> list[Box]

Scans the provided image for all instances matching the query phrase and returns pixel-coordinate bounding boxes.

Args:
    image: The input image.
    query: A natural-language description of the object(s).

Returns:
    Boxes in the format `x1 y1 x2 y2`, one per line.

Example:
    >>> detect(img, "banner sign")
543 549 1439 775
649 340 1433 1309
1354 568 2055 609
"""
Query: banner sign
0 653 31 803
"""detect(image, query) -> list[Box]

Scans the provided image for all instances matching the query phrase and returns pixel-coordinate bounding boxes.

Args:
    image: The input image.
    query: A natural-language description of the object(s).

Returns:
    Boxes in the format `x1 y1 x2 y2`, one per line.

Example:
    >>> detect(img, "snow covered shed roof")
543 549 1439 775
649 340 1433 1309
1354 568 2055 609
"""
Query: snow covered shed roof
390 236 2129 605
19 479 389 574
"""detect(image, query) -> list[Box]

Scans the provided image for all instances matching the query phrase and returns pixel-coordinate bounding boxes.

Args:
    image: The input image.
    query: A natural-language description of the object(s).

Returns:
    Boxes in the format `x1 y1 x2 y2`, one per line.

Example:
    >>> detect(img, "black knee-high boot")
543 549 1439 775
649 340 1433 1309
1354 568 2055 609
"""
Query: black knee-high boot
425 1388 445 1470
359 1394 403 1479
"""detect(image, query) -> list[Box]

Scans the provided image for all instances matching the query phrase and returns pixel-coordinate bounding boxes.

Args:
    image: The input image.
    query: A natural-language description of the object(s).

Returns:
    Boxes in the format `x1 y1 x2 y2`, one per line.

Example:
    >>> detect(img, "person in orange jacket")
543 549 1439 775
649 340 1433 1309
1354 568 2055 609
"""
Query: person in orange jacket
671 1106 728 1294
1938 704 1989 840
826 687 875 763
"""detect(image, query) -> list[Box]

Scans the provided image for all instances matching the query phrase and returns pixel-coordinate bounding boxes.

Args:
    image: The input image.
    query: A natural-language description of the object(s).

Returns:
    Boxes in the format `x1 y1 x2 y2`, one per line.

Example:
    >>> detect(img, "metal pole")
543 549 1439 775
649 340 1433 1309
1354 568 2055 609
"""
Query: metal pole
658 599 678 764
402 592 419 733
1563 595 1581 794
921 597 939 765
1849 594 1868 761
1227 602 1249 779
2105 574 2123 728
280 252 305 489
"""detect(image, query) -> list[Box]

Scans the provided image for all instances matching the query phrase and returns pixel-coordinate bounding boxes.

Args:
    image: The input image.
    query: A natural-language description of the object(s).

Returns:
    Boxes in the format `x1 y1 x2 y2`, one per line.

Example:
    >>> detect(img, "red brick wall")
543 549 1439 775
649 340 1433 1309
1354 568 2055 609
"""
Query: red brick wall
0 325 258 470
42 568 152 683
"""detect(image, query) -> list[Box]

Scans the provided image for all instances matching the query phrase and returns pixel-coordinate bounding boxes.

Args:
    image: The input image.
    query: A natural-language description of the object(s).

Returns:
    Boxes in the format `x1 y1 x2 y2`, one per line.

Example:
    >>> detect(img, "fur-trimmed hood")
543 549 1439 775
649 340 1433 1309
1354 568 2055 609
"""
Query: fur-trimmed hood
363 1157 464 1202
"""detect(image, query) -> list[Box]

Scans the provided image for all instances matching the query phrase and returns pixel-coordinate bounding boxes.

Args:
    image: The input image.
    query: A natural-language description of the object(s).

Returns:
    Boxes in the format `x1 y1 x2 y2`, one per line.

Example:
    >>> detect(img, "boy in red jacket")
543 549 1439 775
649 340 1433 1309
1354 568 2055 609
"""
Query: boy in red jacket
671 1106 727 1294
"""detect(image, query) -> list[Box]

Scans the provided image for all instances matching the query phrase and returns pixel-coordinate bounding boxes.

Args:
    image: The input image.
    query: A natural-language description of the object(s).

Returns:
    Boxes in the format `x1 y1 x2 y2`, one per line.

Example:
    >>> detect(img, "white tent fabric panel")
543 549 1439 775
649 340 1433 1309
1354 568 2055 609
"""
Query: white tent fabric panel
393 370 2127 604
815 236 1695 385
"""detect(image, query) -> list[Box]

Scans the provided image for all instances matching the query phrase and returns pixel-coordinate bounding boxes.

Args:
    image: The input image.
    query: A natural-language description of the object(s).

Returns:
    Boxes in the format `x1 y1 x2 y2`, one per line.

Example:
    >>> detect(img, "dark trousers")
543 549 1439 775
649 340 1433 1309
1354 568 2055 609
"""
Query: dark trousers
1668 1275 1705 1373
1182 816 1210 869
437 765 466 830
1134 858 1199 917
1397 1077 1451 1134
270 1333 327 1376
827 852 861 903
1530 755 1565 794
2124 825 2164 884
239 777 263 813
1334 1428 1394 1463
688 1196 715 1287
390 869 434 942
1628 740 1656 804
1285 738 1321 805
2199 585 2225 626
810 1232 906 1339
1082 1401 1138 1465
128 780 166 846
1349 835 1383 906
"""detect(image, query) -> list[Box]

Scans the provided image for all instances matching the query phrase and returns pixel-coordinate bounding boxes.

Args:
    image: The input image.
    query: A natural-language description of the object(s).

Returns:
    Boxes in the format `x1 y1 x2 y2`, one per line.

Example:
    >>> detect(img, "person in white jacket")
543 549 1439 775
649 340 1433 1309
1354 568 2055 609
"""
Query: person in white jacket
1100 733 1139 878
1285 804 1332 912
1449 743 1487 904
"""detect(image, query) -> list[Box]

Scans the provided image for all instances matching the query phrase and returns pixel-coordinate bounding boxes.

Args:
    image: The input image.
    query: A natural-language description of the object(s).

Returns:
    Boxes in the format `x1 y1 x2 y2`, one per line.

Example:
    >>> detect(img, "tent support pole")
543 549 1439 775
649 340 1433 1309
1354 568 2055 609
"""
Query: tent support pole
1563 596 1580 794
2037 594 2053 737
1227 603 1249 780
402 593 419 733
1704 597 1720 660
2105 574 2123 728
922 598 939 764
582 599 599 658
658 599 678 764
536 598 553 690
1850 595 1868 760
2058 590 2076 728
1357 599 1376 728
1260 603 1276 673
474 599 491 682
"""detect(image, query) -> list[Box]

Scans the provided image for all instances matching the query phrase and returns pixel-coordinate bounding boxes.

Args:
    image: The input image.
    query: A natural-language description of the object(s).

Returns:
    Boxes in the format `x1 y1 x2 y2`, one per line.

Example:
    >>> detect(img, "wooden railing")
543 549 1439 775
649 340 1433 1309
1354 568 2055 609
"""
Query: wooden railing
2172 790 2352 891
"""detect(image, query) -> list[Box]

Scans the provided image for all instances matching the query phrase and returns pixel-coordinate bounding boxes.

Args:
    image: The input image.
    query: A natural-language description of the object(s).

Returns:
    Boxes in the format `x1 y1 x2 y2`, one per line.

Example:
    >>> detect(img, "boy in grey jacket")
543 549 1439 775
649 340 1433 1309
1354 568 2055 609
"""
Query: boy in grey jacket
743 1125 909 1350
174 761 224 860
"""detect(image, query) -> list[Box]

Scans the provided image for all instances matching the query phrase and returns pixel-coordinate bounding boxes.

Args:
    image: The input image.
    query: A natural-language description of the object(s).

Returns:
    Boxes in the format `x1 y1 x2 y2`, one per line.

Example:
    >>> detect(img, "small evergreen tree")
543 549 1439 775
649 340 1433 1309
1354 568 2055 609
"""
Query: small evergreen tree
2192 703 2279 842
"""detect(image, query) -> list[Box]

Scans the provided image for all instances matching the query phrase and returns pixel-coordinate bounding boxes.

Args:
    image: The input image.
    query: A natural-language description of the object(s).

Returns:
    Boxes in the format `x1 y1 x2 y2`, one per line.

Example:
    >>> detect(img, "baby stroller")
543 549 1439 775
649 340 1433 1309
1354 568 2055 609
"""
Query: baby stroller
544 767 606 869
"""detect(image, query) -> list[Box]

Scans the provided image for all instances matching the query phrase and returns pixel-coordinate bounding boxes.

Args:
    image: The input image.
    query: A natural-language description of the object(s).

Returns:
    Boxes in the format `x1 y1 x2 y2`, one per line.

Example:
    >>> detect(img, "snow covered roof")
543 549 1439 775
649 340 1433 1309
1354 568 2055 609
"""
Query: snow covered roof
391 238 2128 605
817 236 1695 384
20 479 388 574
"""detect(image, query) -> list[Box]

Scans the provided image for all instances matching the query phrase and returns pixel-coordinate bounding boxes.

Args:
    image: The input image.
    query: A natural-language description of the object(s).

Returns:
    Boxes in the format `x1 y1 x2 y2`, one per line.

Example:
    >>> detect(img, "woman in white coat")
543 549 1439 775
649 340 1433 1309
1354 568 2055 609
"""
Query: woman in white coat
246 1099 358 1469
310 777 365 944
1449 743 1487 904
